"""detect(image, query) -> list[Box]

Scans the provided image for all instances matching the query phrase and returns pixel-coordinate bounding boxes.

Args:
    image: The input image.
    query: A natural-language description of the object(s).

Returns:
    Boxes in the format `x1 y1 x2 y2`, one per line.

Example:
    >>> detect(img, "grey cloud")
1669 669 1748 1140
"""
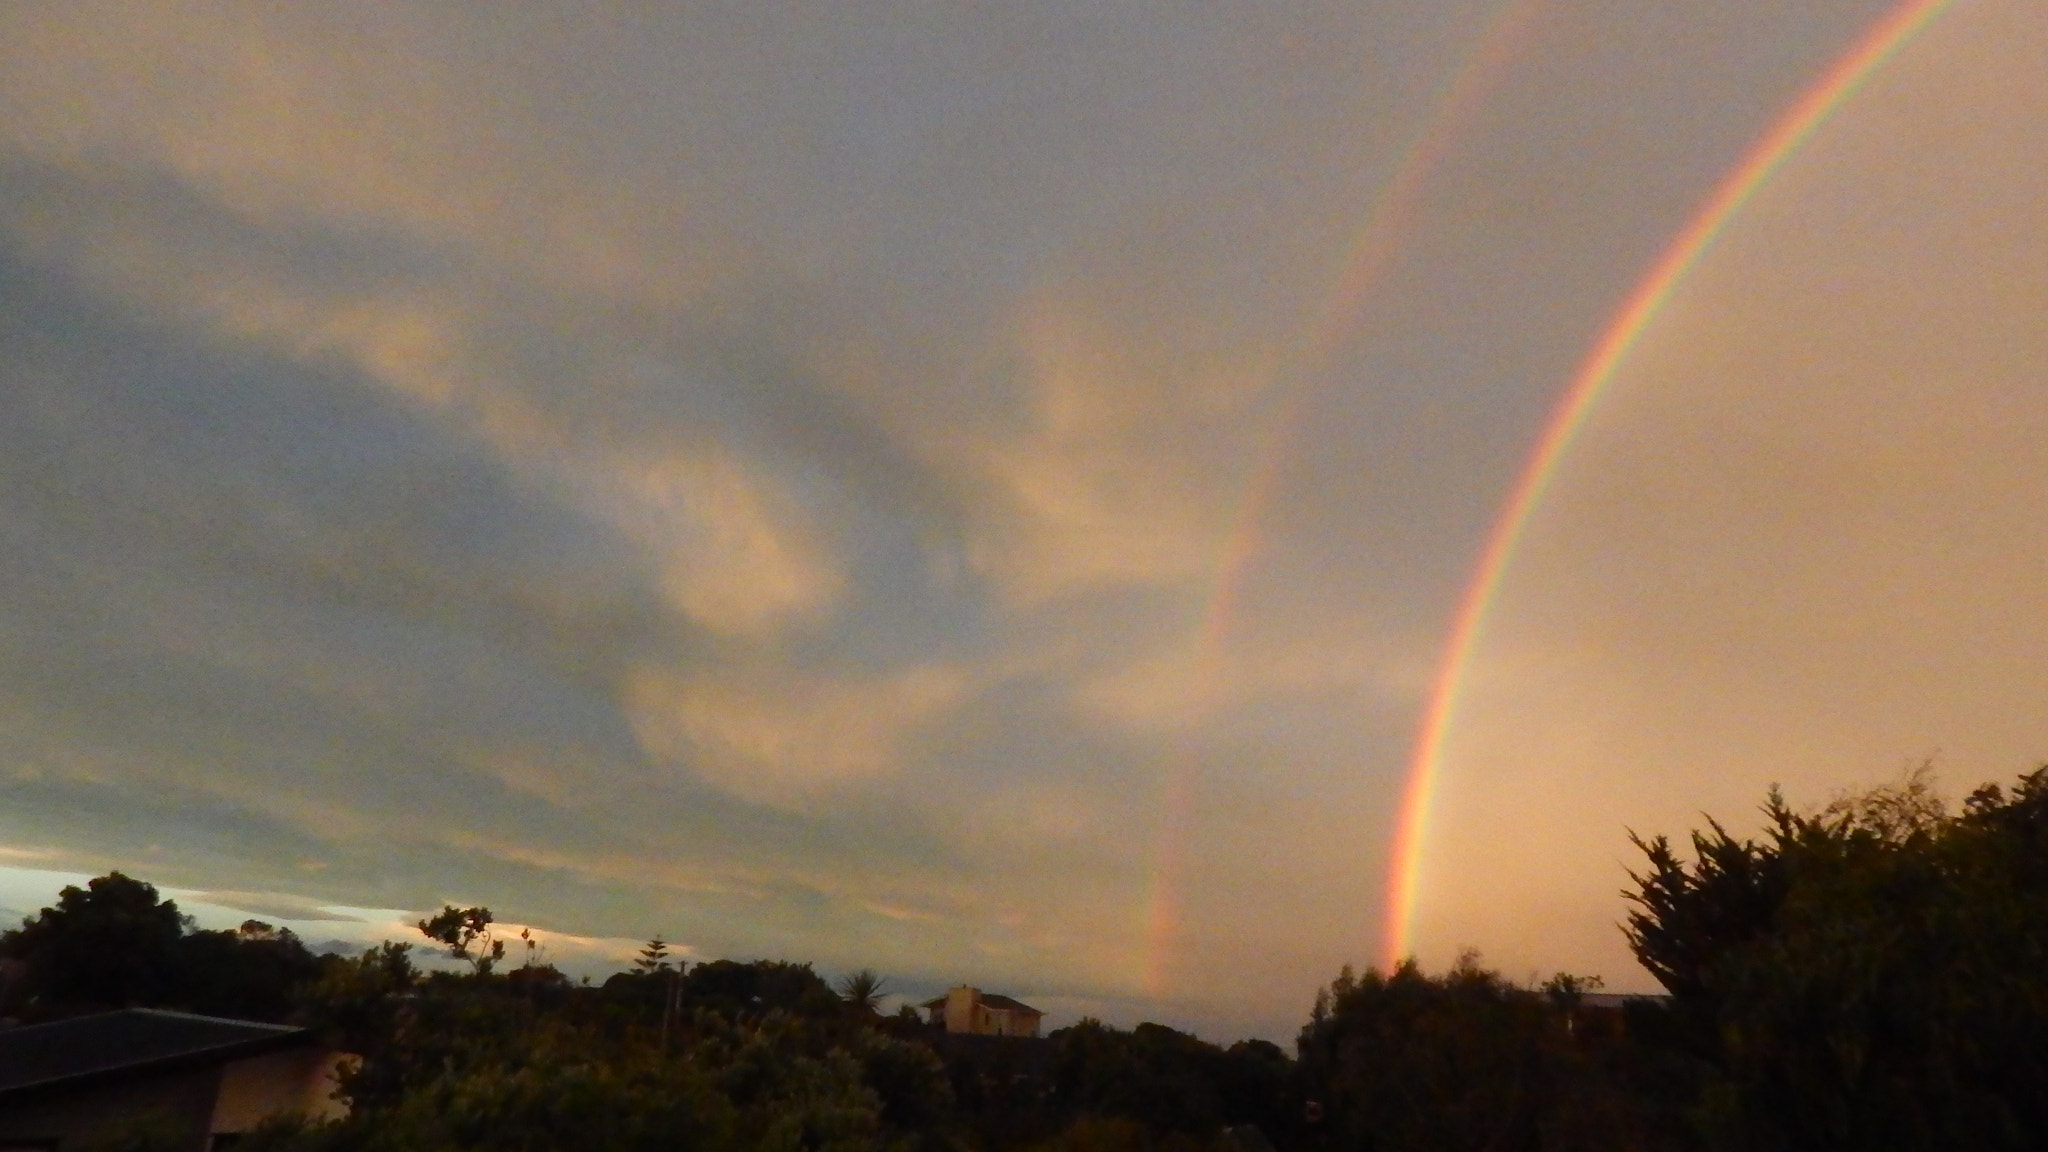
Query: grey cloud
187 893 366 924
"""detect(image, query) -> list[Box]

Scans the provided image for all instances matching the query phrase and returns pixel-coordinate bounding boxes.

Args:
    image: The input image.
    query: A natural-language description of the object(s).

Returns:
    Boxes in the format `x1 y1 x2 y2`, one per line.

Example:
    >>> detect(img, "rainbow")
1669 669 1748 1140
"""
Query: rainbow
1139 0 1547 996
1378 0 1963 970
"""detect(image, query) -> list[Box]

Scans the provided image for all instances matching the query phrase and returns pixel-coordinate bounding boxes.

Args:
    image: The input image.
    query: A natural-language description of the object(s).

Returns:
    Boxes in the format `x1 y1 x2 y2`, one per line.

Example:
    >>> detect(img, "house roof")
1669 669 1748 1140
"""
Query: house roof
0 1009 311 1098
1575 993 1672 1011
920 990 1042 1015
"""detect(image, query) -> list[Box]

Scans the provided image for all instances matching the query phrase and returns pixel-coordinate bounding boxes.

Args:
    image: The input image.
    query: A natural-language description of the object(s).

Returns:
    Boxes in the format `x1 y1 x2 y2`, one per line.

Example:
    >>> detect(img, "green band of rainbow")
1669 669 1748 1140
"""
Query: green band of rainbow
1379 0 1962 971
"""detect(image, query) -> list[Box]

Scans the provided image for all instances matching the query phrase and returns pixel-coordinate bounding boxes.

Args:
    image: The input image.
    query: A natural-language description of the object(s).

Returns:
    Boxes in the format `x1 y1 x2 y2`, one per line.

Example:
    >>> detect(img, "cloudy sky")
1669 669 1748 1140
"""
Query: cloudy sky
0 0 2037 1040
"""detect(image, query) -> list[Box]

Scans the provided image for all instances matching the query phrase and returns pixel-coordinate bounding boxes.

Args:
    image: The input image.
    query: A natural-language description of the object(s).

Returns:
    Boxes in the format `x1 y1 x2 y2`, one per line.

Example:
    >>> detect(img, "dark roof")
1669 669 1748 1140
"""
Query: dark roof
1576 993 1672 1011
0 1009 310 1098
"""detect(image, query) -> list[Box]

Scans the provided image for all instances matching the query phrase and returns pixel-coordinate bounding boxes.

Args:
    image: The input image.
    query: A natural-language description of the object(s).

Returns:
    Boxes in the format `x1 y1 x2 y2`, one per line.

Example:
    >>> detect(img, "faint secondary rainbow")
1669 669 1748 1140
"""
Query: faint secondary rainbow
1138 0 1546 997
1379 0 1962 971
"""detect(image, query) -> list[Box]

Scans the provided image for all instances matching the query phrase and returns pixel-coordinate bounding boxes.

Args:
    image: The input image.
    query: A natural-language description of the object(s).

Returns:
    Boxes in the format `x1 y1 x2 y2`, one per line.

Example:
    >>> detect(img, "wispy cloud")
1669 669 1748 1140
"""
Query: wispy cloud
627 662 970 807
181 891 366 924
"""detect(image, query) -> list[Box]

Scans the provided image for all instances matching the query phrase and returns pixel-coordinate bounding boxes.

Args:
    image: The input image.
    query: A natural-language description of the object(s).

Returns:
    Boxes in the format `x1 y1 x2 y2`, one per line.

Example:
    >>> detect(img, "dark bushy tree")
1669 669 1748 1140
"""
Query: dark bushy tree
1297 955 1683 1152
0 872 187 1015
1625 767 2048 1150
1299 957 1553 1152
0 874 314 1022
1214 1039 1298 1147
679 958 841 1019
174 919 321 1021
1051 1019 1227 1136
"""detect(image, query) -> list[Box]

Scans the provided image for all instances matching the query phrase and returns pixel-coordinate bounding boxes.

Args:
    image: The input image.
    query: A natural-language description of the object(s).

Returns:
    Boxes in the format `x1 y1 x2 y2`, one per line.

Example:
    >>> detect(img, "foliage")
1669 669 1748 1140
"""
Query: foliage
294 941 421 1108
635 936 675 973
415 905 505 976
679 957 843 1019
1026 1116 1233 1152
1623 765 2048 1150
918 1015 1301 1152
31 763 2048 1152
66 1109 199 1152
840 968 890 1016
0 872 318 1021
1297 954 1681 1152
1051 1018 1231 1135
265 978 968 1152
176 919 325 1021
0 872 187 1014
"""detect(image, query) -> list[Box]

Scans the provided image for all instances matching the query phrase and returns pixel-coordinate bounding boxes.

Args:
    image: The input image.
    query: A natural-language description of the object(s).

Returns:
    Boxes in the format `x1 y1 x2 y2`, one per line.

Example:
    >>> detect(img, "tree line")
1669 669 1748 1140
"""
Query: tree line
4 765 2047 1150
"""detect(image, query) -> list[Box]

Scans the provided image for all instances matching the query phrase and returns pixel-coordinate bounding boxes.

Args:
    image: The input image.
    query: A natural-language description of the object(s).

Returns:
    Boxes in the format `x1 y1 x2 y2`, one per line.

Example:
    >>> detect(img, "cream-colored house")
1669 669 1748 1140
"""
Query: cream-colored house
922 986 1044 1037
0 1008 350 1151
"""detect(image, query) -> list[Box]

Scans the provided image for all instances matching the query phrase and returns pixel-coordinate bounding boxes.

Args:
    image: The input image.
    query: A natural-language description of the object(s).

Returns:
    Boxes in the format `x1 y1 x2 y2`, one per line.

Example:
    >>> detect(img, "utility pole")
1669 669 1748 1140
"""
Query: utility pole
661 961 683 1053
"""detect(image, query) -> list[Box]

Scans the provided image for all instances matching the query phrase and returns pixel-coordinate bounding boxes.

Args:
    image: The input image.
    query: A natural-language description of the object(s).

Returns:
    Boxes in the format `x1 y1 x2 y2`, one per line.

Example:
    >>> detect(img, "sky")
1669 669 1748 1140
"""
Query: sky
0 0 2038 1041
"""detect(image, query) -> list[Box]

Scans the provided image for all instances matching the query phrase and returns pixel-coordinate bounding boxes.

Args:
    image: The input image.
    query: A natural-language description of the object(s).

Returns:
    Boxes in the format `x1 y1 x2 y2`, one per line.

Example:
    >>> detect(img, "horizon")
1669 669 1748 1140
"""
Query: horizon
1 0 2044 1043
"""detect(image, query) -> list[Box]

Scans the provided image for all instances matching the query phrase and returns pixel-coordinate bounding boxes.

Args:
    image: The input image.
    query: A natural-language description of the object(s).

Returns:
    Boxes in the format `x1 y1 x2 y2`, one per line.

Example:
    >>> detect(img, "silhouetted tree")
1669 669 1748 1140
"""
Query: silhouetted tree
1297 954 1682 1152
0 872 187 1016
416 904 504 976
838 968 889 1017
680 958 840 1020
174 919 320 1022
634 936 673 973
1625 767 2048 1150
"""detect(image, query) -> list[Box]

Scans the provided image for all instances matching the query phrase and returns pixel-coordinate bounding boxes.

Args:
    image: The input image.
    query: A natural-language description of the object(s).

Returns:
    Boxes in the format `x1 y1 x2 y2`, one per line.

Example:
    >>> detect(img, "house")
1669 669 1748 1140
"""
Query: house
0 1008 351 1150
1574 992 1670 1012
922 986 1044 1037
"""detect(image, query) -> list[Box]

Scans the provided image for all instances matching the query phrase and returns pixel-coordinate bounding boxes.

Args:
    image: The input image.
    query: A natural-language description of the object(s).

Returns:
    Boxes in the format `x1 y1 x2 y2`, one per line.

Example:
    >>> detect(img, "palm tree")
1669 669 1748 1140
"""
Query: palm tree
837 968 888 1016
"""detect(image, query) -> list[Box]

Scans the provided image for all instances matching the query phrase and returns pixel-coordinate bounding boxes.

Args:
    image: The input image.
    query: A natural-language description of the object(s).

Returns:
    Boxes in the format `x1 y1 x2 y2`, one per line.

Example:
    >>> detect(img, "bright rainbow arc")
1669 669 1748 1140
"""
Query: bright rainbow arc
1137 0 1548 997
1379 0 1963 971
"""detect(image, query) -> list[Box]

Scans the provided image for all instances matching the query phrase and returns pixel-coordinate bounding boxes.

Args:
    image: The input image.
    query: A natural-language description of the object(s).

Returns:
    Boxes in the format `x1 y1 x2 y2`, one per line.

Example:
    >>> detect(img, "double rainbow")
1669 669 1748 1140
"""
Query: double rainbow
1139 0 1548 996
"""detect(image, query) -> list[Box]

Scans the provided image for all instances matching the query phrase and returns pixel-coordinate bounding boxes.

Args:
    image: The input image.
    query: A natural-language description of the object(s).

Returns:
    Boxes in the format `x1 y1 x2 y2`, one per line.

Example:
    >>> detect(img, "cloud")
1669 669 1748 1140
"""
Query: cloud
626 663 971 807
182 891 366 924
0 3 1476 1037
595 448 844 637
0 160 846 643
0 0 1932 1040
961 298 1264 605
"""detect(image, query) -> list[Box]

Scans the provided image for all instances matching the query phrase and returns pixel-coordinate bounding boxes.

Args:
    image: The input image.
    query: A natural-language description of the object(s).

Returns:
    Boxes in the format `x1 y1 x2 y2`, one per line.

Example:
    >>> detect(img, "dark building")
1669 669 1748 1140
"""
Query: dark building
0 1009 349 1151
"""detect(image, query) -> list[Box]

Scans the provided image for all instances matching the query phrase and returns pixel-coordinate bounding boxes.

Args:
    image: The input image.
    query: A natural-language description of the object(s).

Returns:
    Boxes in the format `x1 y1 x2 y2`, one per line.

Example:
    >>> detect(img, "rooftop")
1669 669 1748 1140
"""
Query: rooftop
0 1009 310 1098
921 989 1042 1014
1575 993 1672 1011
